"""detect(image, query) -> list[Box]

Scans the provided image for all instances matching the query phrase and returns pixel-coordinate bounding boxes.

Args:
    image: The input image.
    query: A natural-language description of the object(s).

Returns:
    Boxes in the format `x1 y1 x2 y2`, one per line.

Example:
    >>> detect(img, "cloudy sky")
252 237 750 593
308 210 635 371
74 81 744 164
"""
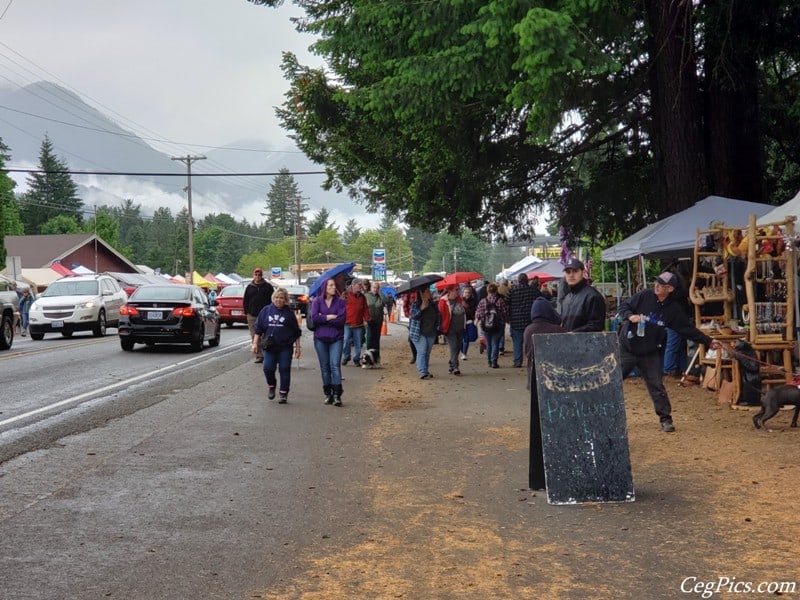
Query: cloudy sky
0 0 383 228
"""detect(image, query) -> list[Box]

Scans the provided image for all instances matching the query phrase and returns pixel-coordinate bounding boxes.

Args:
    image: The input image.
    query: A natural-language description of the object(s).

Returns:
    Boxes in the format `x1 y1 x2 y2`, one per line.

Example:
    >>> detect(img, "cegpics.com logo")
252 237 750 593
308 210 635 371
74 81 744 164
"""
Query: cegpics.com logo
682 576 797 598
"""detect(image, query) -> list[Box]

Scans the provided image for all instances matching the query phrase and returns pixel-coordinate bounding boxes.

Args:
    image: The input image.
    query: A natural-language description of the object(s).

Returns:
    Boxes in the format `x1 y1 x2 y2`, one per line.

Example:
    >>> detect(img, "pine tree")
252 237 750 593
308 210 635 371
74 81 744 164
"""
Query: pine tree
307 207 335 236
19 135 83 233
262 168 303 238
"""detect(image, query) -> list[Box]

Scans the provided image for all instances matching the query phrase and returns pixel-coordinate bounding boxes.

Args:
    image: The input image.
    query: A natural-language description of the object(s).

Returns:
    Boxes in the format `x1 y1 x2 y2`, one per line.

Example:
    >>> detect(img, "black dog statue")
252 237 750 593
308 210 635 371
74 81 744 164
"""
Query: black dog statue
753 385 800 430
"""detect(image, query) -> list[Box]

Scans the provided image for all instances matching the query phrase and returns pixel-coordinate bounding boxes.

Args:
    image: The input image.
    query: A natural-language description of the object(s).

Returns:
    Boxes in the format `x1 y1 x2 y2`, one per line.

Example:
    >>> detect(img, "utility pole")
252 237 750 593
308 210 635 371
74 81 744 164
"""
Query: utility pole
452 246 459 272
171 155 206 282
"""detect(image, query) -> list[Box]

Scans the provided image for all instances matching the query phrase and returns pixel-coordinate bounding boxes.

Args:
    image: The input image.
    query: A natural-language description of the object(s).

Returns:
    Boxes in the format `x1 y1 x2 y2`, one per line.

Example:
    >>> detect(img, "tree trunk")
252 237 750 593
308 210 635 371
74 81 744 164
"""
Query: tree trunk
645 0 708 217
703 0 764 202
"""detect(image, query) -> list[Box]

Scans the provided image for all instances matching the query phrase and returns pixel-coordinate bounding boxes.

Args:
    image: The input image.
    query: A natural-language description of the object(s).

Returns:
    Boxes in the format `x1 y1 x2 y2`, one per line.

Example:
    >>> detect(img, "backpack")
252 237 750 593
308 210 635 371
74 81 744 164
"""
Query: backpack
481 300 501 332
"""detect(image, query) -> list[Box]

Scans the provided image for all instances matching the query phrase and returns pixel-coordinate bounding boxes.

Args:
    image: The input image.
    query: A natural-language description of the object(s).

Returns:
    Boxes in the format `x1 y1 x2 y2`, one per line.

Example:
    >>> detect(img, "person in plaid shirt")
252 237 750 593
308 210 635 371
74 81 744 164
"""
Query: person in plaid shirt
506 273 541 368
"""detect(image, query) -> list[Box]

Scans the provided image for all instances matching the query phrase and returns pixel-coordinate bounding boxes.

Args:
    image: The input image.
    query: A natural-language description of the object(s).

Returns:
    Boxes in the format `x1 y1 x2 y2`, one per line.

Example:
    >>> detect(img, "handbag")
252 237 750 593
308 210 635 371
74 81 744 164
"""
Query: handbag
465 321 478 342
261 335 276 351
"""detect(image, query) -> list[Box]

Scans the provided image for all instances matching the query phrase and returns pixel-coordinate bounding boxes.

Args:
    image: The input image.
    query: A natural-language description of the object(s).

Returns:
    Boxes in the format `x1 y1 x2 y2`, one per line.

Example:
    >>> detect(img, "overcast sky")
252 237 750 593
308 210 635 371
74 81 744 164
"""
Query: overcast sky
0 0 383 228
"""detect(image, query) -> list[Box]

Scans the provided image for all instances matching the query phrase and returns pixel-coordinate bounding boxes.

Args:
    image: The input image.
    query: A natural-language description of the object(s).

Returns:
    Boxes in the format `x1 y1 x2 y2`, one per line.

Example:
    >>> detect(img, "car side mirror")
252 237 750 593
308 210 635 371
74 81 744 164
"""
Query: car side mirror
102 290 113 296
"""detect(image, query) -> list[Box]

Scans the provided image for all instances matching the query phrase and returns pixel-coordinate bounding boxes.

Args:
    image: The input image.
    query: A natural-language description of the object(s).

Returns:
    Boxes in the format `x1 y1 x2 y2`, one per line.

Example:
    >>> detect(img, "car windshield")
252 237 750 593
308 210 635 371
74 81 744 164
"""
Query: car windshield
131 286 191 301
287 286 308 295
43 280 99 296
219 285 243 297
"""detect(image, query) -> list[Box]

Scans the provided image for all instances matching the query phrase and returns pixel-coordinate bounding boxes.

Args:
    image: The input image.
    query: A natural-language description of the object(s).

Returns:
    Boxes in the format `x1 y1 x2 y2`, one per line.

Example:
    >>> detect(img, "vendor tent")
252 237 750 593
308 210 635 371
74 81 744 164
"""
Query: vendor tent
522 259 565 280
757 189 800 224
496 255 541 280
601 196 773 261
192 271 214 288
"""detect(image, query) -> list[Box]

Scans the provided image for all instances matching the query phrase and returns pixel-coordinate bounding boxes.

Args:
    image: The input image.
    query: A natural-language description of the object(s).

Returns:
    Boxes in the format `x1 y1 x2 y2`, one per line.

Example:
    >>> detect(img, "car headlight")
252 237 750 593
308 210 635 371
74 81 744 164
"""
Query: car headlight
76 300 97 309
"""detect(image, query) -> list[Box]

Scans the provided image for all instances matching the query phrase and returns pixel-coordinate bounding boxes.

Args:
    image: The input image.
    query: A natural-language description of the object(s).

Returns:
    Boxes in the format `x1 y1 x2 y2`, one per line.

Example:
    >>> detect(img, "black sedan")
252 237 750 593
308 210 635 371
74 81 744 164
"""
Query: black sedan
286 285 309 316
118 284 221 352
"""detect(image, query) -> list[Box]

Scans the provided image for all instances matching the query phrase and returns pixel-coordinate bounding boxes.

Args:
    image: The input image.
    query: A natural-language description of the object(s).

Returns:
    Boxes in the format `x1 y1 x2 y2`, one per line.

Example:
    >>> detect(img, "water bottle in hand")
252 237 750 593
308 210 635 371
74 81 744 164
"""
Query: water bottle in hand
636 315 647 337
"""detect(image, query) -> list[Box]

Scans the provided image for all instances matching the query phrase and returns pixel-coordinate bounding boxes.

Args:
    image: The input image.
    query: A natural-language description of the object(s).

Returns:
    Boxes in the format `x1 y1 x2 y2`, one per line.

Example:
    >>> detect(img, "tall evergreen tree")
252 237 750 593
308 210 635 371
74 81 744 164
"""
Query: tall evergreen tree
307 207 335 236
19 135 83 234
263 167 303 237
341 218 361 251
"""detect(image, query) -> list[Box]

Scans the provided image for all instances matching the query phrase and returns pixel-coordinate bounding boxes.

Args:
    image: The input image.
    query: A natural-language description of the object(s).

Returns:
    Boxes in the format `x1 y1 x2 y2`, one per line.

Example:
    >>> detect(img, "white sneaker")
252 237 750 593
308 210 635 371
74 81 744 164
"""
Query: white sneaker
459 353 467 360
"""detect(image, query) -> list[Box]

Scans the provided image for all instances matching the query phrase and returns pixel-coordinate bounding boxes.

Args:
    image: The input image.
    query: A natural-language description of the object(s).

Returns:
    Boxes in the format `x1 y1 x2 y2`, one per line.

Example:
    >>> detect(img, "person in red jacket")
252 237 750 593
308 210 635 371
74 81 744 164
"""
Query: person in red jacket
438 285 466 375
341 278 370 366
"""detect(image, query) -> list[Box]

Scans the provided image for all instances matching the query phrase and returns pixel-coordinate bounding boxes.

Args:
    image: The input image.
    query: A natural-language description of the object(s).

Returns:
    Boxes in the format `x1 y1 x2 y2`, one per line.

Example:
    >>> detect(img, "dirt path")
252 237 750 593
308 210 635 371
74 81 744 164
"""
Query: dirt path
258 335 800 599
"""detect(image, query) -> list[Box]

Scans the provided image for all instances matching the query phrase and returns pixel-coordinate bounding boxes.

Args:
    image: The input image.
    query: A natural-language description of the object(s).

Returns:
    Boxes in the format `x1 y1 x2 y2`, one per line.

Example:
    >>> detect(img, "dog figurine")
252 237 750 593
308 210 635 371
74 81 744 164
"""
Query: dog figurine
753 385 800 430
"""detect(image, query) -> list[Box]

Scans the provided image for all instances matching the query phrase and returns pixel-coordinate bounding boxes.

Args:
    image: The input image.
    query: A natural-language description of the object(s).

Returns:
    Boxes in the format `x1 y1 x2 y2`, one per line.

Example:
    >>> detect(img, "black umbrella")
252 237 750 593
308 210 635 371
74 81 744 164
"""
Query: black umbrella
395 274 444 295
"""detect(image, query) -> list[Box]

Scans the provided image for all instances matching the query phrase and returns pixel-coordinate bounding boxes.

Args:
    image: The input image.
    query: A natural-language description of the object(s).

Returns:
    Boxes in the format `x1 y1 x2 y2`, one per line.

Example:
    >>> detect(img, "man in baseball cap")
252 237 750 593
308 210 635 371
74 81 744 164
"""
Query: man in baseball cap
559 257 605 332
617 271 721 432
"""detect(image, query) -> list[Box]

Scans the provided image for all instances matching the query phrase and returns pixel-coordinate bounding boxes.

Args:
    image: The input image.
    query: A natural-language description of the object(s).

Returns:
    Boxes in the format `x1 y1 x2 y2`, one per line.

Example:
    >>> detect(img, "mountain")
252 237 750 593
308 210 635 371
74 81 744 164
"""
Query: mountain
0 81 368 227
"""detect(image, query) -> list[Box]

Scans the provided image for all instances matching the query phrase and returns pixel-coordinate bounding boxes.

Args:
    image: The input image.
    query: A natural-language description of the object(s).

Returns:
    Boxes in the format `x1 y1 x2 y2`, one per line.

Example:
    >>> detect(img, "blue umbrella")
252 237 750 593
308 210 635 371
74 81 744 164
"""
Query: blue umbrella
380 285 396 298
308 262 356 297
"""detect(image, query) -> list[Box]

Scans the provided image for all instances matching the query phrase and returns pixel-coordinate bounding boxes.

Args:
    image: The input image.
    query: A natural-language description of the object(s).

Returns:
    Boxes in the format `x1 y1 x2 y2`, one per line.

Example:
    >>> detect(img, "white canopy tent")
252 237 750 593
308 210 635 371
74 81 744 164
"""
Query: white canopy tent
601 196 773 261
496 254 541 281
757 189 800 224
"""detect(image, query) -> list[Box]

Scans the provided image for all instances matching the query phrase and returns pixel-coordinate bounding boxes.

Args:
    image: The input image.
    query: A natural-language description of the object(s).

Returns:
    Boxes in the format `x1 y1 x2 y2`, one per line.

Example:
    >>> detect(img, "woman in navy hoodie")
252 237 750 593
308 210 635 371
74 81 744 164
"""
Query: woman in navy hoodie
252 287 302 404
310 278 347 406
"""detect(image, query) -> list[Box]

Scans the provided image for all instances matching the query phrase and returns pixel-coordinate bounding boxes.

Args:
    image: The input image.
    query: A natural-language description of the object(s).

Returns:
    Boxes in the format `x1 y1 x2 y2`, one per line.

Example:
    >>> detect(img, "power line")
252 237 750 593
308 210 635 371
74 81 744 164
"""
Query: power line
4 167 326 177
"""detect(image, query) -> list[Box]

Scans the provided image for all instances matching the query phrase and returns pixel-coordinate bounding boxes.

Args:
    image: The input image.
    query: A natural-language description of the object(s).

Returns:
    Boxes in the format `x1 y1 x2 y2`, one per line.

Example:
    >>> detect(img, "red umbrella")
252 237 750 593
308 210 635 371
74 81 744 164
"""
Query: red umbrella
525 271 555 284
433 271 484 290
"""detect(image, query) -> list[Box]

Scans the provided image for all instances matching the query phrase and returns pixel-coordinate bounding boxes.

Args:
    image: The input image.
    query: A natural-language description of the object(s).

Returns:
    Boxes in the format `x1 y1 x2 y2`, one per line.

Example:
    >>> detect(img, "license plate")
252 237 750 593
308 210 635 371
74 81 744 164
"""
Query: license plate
51 320 63 328
147 311 163 320
231 310 243 316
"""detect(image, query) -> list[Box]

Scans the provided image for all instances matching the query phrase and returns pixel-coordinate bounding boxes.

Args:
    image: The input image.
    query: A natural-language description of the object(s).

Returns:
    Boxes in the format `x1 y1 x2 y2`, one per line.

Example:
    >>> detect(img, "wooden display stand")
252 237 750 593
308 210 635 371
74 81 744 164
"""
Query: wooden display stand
690 216 797 404
690 224 739 399
743 214 796 391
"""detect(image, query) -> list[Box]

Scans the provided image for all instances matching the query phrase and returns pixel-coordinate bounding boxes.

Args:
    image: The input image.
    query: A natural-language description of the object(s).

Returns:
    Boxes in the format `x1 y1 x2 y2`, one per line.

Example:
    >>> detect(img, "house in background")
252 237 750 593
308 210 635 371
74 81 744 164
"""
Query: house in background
3 234 140 291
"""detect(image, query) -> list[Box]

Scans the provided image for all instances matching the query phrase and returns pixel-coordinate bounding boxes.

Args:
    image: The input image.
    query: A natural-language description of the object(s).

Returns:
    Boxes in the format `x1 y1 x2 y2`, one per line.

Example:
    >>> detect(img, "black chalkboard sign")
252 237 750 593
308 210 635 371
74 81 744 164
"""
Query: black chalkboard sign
532 332 634 505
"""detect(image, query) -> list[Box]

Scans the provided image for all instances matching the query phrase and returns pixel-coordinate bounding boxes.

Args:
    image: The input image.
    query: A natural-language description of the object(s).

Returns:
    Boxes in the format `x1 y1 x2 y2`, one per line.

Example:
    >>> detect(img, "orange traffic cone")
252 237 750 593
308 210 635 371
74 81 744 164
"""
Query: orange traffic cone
381 317 389 336
296 310 302 325
389 311 395 323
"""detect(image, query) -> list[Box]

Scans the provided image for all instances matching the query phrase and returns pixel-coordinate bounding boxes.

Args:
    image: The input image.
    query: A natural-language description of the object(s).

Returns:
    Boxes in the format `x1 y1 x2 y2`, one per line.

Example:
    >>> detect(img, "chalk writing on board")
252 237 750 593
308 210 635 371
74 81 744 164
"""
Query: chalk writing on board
538 353 617 392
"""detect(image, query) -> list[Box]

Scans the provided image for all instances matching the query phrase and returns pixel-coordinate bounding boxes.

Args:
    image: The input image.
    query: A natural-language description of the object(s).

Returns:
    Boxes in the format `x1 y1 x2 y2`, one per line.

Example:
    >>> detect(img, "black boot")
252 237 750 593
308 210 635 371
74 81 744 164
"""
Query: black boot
323 384 334 405
333 384 343 407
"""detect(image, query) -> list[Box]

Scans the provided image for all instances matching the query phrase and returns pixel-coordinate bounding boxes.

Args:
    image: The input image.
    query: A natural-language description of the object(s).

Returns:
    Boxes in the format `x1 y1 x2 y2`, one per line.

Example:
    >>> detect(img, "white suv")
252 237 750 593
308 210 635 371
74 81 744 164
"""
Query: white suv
28 274 127 340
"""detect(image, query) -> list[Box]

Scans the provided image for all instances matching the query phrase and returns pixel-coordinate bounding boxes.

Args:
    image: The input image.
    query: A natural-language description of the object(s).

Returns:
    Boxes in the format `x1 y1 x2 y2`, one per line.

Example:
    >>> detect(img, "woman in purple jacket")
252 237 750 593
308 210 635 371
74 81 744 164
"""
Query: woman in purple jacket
310 278 347 406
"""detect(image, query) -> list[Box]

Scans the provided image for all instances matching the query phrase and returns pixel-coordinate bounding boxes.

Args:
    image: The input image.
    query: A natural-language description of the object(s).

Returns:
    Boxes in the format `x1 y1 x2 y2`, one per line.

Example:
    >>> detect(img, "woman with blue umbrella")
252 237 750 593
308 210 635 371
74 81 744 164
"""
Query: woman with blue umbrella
308 263 356 297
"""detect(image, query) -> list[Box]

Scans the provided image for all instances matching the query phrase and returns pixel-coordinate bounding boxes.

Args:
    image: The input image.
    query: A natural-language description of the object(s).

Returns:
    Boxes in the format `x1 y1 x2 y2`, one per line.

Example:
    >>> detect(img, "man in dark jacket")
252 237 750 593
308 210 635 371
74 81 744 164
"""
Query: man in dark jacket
243 268 274 363
559 258 606 332
507 273 541 368
618 272 722 432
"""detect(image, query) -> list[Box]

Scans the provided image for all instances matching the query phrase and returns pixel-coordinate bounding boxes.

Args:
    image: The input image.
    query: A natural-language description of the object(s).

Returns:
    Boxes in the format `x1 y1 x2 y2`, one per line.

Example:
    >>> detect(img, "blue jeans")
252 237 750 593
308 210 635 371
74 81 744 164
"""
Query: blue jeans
412 334 436 376
485 330 503 364
663 328 688 374
262 345 294 393
314 338 343 386
342 325 364 363
510 327 525 365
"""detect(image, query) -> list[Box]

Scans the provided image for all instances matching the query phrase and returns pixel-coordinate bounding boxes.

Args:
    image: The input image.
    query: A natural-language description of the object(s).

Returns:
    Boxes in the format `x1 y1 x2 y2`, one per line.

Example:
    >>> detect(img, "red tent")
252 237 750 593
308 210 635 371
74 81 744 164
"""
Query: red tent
49 261 76 277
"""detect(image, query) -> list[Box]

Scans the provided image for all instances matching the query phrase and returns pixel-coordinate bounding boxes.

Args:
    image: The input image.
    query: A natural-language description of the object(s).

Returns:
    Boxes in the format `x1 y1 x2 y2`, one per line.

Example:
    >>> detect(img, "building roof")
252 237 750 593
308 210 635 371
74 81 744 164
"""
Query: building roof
5 234 140 271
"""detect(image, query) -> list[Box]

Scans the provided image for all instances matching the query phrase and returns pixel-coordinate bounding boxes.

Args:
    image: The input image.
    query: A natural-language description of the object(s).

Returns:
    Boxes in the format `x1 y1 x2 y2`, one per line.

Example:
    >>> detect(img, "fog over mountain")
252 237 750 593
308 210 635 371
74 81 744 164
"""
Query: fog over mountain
1 81 376 228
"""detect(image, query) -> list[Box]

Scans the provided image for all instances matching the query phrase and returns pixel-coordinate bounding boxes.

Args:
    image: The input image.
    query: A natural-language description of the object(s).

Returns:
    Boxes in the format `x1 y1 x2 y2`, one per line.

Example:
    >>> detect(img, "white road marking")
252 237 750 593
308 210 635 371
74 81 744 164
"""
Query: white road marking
0 341 249 428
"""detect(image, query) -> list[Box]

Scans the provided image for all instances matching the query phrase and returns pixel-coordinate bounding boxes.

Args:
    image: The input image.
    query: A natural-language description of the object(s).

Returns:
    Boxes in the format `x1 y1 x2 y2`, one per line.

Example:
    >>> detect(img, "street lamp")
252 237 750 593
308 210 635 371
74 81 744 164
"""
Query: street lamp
325 251 331 264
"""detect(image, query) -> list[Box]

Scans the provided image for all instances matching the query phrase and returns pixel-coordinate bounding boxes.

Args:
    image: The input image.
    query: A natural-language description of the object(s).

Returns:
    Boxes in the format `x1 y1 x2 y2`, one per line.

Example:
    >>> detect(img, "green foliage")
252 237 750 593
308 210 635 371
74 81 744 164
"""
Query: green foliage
307 207 335 236
341 219 361 248
0 141 21 264
264 168 303 237
263 0 800 245
303 228 346 263
19 135 83 234
40 214 80 234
